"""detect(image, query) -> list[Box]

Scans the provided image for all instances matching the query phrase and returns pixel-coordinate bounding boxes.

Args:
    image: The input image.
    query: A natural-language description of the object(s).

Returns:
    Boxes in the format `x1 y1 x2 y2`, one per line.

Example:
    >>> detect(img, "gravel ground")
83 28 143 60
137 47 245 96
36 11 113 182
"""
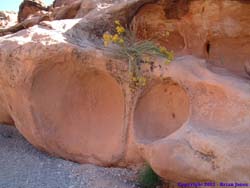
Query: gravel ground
0 124 140 188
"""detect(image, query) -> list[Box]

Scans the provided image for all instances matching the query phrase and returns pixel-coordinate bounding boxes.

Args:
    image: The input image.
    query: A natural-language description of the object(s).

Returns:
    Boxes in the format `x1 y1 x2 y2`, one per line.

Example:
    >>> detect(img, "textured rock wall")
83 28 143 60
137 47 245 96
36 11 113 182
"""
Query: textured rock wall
132 0 250 76
18 0 48 22
53 0 79 7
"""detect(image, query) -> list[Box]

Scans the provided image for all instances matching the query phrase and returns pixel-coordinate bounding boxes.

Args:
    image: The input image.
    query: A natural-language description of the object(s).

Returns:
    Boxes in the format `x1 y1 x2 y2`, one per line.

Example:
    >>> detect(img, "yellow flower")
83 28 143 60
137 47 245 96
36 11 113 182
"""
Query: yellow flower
165 59 171 65
118 38 124 44
169 51 174 60
103 33 113 46
116 26 125 34
103 33 112 41
143 55 151 63
112 34 120 43
115 20 121 25
160 46 167 54
132 77 137 82
136 77 146 87
104 41 109 47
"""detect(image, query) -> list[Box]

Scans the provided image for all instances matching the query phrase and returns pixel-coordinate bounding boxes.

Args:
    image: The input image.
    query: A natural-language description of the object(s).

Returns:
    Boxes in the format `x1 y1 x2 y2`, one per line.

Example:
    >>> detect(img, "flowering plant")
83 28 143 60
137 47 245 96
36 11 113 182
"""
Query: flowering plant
103 20 174 88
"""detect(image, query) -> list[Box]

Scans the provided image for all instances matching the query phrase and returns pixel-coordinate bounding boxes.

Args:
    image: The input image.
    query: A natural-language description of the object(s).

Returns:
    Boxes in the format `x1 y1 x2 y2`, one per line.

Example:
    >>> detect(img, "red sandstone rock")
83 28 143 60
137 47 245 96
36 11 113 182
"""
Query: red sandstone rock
52 0 82 20
132 0 250 77
18 0 48 23
137 56 250 182
53 0 78 7
0 0 250 183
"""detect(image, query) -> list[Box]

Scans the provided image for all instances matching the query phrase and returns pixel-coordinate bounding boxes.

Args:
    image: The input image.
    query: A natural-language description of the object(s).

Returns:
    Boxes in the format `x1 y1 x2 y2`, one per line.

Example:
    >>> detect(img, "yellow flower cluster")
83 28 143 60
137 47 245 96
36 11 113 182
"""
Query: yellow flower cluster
115 21 125 35
103 20 174 89
132 76 147 87
103 20 125 47
159 46 167 53
103 33 112 47
160 47 174 64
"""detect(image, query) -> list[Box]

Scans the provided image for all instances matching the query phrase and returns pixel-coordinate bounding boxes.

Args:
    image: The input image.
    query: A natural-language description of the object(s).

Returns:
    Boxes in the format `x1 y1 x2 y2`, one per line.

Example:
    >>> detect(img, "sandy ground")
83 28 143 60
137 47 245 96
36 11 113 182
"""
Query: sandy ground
0 124 139 188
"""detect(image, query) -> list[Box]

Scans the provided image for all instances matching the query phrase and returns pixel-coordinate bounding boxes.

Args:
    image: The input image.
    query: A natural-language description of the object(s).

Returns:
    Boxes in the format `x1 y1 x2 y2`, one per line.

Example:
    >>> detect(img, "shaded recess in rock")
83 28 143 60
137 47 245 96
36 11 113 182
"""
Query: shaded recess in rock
134 79 190 143
31 63 125 165
161 0 191 19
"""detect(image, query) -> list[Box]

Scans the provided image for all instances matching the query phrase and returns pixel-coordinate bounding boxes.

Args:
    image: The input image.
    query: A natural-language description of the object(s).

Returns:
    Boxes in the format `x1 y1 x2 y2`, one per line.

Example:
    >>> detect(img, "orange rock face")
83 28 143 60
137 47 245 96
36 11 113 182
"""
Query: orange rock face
1 0 250 183
132 0 250 76
134 80 190 143
31 65 125 164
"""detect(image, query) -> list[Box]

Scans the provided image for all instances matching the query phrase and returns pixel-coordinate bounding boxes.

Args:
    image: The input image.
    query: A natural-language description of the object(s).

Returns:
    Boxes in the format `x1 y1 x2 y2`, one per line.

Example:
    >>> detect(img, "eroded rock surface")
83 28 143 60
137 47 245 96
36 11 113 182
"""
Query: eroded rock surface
0 11 17 29
137 57 250 182
18 0 48 23
132 0 250 76
53 0 78 7
0 0 250 183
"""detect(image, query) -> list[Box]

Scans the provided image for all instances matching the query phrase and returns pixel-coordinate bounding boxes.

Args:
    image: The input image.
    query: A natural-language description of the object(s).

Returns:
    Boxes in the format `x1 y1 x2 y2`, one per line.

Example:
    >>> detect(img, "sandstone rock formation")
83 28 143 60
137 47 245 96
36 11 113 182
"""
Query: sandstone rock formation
131 0 250 77
18 0 48 23
53 0 78 7
0 0 250 183
0 11 17 29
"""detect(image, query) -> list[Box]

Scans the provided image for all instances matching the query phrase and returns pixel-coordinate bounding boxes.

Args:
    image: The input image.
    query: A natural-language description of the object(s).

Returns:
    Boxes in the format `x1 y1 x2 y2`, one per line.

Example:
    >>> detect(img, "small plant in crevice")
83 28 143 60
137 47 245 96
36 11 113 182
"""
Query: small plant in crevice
103 20 174 90
138 164 163 188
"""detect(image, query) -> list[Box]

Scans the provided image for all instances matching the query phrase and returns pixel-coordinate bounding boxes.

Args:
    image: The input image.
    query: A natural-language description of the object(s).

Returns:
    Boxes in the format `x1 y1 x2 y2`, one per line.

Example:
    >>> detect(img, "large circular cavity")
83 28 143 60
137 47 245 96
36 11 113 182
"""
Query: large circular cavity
31 63 125 164
134 80 190 143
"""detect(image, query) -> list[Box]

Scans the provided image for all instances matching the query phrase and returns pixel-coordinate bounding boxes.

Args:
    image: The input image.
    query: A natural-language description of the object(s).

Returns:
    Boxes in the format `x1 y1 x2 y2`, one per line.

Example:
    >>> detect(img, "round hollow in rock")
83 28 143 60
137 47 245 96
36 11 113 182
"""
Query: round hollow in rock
134 80 190 143
31 64 125 164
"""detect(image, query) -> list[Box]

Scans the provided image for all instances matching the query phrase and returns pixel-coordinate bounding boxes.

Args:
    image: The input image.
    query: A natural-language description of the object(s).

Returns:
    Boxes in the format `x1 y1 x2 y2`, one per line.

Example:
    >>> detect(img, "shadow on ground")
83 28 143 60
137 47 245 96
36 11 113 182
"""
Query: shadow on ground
0 125 138 188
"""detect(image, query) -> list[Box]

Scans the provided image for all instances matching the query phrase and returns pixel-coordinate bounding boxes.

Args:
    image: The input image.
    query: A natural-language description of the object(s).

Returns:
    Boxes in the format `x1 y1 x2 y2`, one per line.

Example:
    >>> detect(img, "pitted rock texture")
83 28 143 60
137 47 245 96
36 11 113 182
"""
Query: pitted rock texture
138 57 250 182
132 0 250 76
1 0 250 183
